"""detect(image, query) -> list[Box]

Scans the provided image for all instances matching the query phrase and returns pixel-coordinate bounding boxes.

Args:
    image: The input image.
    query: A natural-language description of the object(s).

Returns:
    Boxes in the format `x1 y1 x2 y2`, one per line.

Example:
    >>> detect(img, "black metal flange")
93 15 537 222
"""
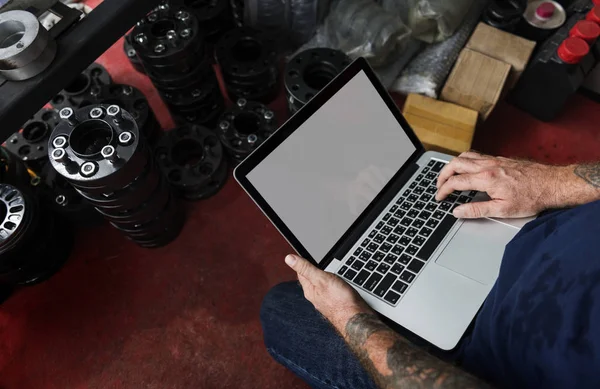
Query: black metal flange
3 108 60 172
50 63 113 111
169 0 233 43
217 99 277 164
48 104 183 248
0 183 73 288
124 33 146 74
284 48 351 114
215 27 280 103
155 124 229 200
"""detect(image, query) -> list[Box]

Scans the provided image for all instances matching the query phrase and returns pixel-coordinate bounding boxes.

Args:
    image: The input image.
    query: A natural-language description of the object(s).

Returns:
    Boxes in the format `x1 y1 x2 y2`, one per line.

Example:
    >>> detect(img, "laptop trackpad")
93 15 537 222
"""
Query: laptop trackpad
435 219 518 285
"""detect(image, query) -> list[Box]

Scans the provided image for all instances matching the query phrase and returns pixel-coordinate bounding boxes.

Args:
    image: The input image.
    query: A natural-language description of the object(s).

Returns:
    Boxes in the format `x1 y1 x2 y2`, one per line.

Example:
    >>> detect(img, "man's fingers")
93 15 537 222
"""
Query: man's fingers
453 200 505 219
437 157 484 190
436 172 491 201
285 254 324 282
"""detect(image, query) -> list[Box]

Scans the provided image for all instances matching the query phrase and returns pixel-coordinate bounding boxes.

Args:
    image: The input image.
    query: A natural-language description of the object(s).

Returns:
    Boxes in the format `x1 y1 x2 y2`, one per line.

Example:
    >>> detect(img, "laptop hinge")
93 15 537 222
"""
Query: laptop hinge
327 159 421 267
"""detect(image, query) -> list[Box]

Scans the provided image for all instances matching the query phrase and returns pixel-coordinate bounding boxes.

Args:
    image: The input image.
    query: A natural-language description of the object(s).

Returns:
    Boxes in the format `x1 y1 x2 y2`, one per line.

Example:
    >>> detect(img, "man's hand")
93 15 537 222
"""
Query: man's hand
284 254 372 332
435 151 567 219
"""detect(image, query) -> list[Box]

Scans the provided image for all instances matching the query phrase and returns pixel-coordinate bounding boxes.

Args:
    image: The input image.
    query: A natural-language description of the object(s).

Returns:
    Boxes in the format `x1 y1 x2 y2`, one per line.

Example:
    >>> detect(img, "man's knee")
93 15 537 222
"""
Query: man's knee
260 281 304 324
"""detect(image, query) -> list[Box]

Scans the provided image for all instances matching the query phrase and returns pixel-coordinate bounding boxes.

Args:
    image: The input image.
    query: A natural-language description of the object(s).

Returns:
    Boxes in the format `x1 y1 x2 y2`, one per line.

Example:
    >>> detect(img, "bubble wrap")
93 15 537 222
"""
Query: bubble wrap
392 0 488 98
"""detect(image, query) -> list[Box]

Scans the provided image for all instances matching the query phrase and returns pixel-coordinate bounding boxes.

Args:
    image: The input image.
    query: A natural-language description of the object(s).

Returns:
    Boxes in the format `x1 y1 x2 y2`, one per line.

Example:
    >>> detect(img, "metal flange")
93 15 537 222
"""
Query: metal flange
51 63 113 111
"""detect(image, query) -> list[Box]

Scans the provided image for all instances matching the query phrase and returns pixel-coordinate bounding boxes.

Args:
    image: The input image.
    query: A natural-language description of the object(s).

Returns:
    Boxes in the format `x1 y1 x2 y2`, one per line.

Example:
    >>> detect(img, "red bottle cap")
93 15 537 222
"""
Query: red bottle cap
535 2 556 20
570 20 600 43
557 37 590 64
586 6 600 24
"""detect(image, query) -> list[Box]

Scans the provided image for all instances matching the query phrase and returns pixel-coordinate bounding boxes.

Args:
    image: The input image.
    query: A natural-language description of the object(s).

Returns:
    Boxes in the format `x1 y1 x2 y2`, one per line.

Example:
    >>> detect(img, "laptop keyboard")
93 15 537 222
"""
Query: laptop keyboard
337 159 478 306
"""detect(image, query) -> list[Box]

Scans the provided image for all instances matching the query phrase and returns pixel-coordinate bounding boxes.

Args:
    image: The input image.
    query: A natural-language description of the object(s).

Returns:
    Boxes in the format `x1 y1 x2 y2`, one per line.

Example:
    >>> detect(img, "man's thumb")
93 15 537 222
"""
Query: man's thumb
285 254 317 279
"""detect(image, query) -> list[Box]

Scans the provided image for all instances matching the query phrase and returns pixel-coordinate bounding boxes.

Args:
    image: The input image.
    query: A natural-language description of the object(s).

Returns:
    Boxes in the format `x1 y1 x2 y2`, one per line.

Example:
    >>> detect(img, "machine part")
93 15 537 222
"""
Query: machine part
169 0 233 43
217 99 277 164
0 182 73 288
155 124 228 200
132 6 225 128
517 0 567 41
51 62 113 110
215 27 281 103
89 84 162 144
483 0 527 32
0 145 31 187
230 0 244 27
39 163 103 227
47 104 183 248
124 33 145 74
3 108 59 171
0 10 57 81
285 48 351 114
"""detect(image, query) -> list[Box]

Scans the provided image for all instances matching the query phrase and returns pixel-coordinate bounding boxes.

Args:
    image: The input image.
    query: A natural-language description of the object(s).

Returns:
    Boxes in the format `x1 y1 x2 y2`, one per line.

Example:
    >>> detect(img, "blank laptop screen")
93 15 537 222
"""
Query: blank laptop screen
247 71 416 263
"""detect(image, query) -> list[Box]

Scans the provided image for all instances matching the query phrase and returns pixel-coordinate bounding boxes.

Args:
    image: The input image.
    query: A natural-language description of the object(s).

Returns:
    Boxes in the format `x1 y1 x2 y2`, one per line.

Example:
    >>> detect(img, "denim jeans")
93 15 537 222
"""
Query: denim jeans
260 281 379 389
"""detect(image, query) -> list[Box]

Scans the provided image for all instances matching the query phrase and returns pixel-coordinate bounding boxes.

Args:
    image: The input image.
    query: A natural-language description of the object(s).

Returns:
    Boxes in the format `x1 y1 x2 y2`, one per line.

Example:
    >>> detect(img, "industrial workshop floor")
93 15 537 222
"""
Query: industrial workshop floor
2 4 600 389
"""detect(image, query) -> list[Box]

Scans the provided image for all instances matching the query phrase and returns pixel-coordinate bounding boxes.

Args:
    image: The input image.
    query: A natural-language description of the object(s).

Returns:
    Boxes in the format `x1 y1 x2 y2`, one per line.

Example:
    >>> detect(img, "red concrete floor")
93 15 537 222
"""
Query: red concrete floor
1 2 600 388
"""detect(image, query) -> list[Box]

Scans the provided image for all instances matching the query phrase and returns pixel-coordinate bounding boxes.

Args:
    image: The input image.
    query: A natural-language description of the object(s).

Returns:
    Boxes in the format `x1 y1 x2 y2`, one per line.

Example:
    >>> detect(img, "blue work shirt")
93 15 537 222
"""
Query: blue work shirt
459 200 600 388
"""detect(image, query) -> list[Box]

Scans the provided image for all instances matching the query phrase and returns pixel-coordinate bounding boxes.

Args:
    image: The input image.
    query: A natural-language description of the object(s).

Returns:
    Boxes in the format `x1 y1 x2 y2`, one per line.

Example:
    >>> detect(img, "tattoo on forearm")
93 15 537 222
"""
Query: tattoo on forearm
345 313 490 389
575 164 600 188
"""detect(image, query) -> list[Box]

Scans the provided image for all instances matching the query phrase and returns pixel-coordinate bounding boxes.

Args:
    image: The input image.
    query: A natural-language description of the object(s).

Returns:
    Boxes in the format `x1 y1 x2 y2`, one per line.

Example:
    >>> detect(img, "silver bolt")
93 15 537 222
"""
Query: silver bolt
166 30 178 43
101 145 119 163
219 121 230 132
59 107 77 126
119 131 134 145
80 162 98 177
89 107 104 119
264 110 274 121
248 134 258 145
127 49 136 58
9 137 16 144
237 98 247 108
135 33 148 45
180 28 192 39
107 105 122 123
154 44 166 53
158 2 169 10
52 136 68 148
122 86 133 96
176 10 190 22
56 195 68 206
192 89 201 97
147 13 158 22
51 148 69 164
136 20 145 27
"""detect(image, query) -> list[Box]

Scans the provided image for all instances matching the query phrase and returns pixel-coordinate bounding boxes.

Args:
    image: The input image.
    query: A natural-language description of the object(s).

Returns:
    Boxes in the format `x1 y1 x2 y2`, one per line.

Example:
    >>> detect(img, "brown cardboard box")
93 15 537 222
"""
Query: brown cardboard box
466 23 536 89
441 48 511 120
403 94 478 155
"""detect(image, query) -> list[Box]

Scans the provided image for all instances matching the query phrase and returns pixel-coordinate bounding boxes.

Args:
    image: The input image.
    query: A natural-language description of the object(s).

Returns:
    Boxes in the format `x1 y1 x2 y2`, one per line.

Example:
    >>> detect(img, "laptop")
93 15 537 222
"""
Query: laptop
234 58 527 350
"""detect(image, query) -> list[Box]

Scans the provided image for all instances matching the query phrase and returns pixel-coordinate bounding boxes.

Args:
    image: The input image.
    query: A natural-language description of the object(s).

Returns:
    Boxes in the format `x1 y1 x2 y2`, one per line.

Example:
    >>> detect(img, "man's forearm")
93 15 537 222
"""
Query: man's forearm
341 313 491 389
551 164 600 208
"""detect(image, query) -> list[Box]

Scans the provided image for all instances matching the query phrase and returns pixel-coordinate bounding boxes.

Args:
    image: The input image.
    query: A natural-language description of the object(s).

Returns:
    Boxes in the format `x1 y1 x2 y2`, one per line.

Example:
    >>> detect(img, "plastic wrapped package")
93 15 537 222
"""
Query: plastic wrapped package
392 0 488 98
405 0 476 43
244 0 331 49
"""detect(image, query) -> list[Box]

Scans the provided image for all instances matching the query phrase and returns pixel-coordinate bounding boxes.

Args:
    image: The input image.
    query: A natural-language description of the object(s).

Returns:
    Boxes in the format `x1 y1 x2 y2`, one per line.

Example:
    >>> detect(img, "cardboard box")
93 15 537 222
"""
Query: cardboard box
441 48 511 120
403 94 478 155
466 23 536 89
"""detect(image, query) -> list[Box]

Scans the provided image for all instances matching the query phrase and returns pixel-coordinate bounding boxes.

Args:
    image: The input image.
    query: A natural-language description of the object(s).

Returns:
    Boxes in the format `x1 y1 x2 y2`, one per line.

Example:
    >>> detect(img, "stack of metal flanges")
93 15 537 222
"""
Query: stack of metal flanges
0 182 73 289
155 125 228 200
217 98 277 164
215 27 280 103
124 33 145 74
0 10 57 81
3 108 60 172
48 105 184 248
169 0 233 45
131 5 224 128
51 63 113 110
87 84 162 144
231 0 244 27
285 48 351 114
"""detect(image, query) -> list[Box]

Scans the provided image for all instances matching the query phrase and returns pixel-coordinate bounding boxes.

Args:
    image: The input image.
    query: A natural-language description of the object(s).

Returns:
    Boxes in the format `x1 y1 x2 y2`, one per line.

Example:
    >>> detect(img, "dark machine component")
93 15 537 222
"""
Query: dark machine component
3 108 59 172
482 0 527 33
48 104 184 248
51 63 113 111
169 0 233 44
90 84 162 144
0 146 32 189
231 0 244 27
132 5 225 128
0 183 73 288
284 48 351 114
155 125 228 200
217 98 277 164
39 163 103 227
124 33 145 74
215 27 280 103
